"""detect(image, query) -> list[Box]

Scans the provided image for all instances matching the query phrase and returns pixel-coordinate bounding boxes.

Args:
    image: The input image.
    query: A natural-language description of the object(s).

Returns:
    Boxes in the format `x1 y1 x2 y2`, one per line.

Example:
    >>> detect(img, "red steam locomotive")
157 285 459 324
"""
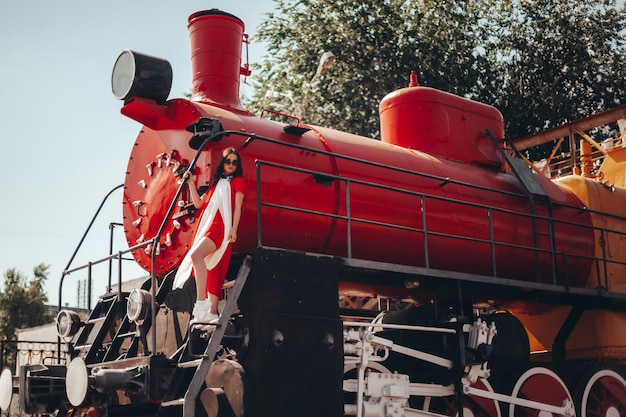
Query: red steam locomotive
2 8 626 417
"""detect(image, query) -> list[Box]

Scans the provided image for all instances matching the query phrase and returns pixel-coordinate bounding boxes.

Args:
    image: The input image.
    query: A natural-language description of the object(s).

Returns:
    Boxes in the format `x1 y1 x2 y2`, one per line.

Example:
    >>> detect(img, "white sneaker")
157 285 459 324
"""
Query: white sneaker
191 300 211 324
191 314 220 326
206 313 219 324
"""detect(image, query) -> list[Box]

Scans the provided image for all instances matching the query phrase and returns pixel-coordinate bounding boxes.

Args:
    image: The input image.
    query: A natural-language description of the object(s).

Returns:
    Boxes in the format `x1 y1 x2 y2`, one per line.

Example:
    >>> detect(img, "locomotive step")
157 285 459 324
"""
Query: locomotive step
86 317 106 324
161 388 227 408
160 398 184 408
73 344 92 350
97 293 123 303
177 359 202 368
190 322 220 331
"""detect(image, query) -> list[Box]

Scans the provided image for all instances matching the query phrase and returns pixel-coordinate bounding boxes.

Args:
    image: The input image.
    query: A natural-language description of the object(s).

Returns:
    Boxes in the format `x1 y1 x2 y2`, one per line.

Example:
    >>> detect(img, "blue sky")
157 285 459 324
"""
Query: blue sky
0 1 273 307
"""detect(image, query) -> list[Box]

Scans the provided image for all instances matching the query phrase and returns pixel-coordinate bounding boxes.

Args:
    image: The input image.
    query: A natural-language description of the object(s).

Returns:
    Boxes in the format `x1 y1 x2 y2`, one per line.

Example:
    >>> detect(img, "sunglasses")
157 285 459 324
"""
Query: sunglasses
224 158 239 166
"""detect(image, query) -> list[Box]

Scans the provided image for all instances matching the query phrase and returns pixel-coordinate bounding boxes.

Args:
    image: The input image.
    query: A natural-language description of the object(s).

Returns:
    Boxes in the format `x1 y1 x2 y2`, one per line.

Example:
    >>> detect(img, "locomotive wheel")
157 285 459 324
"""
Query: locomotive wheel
577 369 626 417
423 378 501 417
508 367 574 417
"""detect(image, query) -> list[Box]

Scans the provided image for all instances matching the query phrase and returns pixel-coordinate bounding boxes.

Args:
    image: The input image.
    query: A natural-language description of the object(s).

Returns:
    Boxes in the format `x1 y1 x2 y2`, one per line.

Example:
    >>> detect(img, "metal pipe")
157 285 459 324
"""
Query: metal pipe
57 184 123 362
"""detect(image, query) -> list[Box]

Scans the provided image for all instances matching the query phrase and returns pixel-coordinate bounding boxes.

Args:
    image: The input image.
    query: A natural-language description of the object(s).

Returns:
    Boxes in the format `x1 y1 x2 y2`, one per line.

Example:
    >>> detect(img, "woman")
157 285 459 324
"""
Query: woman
174 147 245 323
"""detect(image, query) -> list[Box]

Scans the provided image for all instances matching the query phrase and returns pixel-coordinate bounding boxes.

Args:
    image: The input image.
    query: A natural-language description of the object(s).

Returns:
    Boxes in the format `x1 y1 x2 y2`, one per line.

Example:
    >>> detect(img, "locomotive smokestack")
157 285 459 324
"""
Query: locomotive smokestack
188 10 247 110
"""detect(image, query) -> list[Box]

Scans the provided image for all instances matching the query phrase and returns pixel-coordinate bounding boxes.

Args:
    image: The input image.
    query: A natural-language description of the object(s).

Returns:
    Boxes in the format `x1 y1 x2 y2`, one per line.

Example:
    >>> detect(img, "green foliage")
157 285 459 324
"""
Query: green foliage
0 264 52 341
249 0 498 137
247 0 626 144
490 0 626 145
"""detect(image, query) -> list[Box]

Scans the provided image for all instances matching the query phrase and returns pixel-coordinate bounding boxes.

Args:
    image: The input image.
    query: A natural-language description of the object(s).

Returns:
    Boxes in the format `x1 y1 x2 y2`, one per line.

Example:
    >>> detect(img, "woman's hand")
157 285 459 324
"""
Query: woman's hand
228 229 237 243
182 171 197 188
182 171 203 208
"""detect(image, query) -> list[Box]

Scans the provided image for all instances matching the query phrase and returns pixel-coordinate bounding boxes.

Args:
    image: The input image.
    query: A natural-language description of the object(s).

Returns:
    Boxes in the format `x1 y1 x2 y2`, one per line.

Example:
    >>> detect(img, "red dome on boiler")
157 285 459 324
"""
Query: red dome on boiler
379 75 505 168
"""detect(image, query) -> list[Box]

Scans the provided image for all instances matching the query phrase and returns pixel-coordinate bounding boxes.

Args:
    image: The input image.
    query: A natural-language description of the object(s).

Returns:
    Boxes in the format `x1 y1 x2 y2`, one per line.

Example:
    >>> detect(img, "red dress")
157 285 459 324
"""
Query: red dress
194 176 246 297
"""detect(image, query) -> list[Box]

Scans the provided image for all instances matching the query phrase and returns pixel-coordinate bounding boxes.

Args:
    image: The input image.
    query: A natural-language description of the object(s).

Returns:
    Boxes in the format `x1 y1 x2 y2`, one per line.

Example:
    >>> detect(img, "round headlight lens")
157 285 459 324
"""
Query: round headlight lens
111 50 172 104
111 50 135 100
56 310 82 339
0 368 13 411
127 289 152 324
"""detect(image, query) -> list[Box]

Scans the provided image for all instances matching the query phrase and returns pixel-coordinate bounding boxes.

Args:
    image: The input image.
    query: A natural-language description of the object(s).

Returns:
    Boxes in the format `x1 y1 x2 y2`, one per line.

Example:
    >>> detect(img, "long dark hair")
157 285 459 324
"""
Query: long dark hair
208 147 243 188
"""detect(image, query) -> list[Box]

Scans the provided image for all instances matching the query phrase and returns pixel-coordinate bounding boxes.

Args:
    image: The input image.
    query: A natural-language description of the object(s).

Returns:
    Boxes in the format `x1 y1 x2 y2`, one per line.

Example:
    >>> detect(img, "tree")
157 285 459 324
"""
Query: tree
0 264 52 342
247 0 499 138
247 0 626 148
490 0 626 149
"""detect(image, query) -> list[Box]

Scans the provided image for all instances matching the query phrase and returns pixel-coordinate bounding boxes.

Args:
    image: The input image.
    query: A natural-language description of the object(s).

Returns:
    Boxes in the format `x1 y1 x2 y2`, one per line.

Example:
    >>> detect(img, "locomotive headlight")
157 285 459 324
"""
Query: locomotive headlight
111 50 173 104
0 368 13 411
127 289 153 324
56 310 82 339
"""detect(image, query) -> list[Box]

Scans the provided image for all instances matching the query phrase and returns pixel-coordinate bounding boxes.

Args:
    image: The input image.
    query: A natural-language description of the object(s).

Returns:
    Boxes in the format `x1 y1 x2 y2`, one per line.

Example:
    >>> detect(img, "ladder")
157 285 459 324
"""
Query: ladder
160 255 252 417
73 292 127 362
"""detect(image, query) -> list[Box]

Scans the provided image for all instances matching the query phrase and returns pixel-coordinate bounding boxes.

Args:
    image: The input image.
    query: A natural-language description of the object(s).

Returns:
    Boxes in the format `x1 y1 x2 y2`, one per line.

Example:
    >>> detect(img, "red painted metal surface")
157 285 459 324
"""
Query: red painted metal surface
123 99 595 285
187 9 249 111
121 9 596 288
122 99 202 274
379 84 505 168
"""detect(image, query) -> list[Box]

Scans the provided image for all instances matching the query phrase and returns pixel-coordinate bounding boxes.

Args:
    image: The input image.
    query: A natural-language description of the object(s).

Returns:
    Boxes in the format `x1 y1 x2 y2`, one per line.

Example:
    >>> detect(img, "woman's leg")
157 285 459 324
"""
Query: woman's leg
208 293 219 315
189 237 217 301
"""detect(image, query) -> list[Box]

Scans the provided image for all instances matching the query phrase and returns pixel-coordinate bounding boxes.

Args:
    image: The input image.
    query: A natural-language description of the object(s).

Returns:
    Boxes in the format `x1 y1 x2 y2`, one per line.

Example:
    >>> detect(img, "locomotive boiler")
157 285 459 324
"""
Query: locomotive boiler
3 7 626 417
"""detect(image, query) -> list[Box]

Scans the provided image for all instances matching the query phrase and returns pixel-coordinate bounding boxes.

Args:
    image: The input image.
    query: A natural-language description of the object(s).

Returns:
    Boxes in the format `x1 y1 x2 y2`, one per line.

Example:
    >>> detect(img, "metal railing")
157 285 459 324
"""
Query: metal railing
52 127 626 359
253 159 626 290
0 340 64 373
528 130 626 179
58 184 124 315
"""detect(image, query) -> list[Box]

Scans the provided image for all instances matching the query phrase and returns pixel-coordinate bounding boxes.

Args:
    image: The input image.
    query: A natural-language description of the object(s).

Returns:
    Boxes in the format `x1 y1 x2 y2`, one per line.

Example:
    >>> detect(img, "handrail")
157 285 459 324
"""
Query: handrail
61 240 153 276
54 130 257 358
108 222 124 293
147 130 257 353
58 184 123 314
1 339 65 372
524 125 626 180
242 130 626 222
56 127 626 359
56 184 124 363
55 239 154 363
254 159 626 241
254 159 624 289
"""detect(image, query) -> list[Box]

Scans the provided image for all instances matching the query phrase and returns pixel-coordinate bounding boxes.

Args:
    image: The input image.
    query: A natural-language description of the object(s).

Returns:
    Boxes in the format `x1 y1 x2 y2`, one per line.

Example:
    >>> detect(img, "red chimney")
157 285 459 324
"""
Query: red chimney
187 9 247 110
